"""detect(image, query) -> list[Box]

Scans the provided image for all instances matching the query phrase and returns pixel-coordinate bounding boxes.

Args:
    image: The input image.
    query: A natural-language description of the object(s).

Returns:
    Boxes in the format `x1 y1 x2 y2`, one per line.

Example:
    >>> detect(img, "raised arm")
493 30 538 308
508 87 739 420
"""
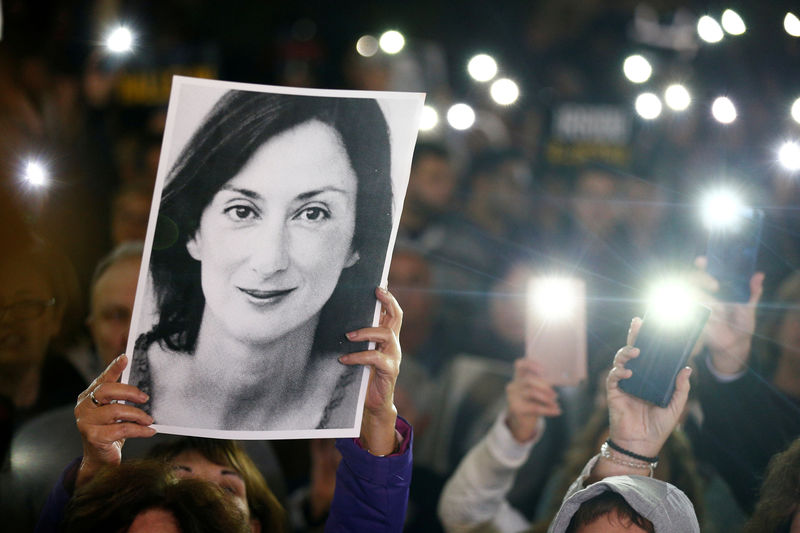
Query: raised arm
328 287 410 533
587 318 691 483
692 256 764 376
438 358 560 533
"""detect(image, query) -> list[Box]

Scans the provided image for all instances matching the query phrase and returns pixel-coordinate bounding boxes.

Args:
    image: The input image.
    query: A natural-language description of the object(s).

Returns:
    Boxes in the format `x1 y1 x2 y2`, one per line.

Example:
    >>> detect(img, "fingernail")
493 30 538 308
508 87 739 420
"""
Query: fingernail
338 355 348 364
140 393 150 402
148 426 157 434
346 331 357 339
378 286 388 293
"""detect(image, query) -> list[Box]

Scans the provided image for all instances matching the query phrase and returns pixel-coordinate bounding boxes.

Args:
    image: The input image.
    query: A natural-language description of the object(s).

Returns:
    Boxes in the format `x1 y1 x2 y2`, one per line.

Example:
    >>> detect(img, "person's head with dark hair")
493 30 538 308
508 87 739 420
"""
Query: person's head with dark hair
111 180 153 246
743 437 800 533
0 235 79 407
61 460 251 533
565 491 655 533
148 437 286 533
462 148 532 236
571 162 626 239
756 270 800 381
87 242 143 367
400 142 457 233
132 89 393 430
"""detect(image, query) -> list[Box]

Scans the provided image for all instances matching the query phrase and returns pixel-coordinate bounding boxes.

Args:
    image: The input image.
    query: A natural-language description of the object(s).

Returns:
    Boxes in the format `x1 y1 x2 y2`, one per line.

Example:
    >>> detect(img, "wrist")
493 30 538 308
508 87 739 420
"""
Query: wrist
607 436 662 459
360 405 398 456
505 414 540 443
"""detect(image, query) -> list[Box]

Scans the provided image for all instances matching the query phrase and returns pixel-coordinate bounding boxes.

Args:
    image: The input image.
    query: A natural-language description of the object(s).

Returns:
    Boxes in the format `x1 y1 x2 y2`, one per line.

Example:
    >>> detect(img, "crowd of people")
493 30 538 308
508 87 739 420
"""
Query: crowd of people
2 2 800 532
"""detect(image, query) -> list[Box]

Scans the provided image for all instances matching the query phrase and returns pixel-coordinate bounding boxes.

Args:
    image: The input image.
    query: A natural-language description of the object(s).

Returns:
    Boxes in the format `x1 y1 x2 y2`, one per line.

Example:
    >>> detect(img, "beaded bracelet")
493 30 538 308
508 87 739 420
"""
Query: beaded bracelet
600 442 658 478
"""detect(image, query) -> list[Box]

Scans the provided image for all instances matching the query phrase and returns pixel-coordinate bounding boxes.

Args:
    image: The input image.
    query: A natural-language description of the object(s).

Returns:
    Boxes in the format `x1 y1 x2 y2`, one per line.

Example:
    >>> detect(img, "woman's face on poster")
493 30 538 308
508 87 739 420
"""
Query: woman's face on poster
187 119 359 345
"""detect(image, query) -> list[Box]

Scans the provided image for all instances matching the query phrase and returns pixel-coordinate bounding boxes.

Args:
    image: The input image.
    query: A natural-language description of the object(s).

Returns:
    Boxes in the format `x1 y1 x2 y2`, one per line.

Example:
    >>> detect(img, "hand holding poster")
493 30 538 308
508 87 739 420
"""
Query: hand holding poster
122 76 424 439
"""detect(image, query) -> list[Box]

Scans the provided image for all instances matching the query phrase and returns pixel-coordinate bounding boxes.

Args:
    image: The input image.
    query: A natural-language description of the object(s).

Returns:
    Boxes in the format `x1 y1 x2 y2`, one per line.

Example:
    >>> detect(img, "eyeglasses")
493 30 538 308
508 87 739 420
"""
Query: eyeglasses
0 298 56 322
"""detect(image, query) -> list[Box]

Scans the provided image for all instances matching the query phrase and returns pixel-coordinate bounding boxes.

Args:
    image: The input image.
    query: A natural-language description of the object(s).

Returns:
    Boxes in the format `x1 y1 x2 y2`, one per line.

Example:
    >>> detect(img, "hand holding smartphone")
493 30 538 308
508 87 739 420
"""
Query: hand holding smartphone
525 276 587 386
705 207 763 303
619 302 710 407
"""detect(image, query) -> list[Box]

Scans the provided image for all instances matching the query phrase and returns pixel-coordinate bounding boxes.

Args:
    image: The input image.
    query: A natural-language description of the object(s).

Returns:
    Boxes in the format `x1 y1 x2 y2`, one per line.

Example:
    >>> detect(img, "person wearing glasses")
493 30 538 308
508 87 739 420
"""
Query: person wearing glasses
0 235 85 462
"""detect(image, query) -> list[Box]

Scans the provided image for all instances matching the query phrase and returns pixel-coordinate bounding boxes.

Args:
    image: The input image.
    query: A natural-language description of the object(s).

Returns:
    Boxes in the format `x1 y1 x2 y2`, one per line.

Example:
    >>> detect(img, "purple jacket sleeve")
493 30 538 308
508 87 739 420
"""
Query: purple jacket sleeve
326 418 413 533
34 457 81 533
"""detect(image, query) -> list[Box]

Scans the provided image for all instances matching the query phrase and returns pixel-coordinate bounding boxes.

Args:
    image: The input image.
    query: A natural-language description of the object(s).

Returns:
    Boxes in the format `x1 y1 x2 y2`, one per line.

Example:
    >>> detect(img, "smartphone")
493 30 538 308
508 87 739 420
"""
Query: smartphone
619 302 710 407
705 207 763 302
525 277 587 386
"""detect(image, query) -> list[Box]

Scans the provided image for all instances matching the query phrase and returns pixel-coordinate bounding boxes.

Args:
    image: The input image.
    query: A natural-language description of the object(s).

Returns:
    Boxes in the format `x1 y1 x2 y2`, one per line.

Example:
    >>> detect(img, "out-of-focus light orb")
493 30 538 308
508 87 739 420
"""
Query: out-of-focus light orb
665 84 691 111
778 141 800 171
490 78 519 105
467 54 498 82
528 277 578 321
646 280 695 325
379 30 405 54
356 35 379 57
792 97 800 124
623 55 652 83
446 103 476 130
24 161 48 186
419 105 439 131
721 9 746 35
635 92 662 119
701 188 744 229
712 96 737 124
697 15 724 43
106 26 133 53
785 13 800 37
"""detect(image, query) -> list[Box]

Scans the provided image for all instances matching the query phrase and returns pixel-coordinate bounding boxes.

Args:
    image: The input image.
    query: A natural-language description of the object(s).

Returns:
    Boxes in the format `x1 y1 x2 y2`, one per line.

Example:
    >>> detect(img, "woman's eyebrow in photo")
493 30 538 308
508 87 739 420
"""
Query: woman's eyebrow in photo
221 185 261 199
296 187 350 200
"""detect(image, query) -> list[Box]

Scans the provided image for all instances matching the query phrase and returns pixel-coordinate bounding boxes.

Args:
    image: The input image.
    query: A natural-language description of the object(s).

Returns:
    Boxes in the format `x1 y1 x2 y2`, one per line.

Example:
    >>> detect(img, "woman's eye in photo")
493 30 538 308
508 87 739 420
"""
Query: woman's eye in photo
295 206 331 222
224 205 258 221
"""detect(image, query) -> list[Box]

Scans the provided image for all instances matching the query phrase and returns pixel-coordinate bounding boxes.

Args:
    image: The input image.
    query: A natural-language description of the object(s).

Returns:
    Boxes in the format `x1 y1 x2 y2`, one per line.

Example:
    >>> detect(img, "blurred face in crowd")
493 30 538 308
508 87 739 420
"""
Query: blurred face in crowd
778 308 800 362
88 256 141 366
111 190 151 246
485 159 532 221
489 263 534 345
408 153 457 214
0 258 62 387
171 450 259 532
573 170 619 237
389 251 435 351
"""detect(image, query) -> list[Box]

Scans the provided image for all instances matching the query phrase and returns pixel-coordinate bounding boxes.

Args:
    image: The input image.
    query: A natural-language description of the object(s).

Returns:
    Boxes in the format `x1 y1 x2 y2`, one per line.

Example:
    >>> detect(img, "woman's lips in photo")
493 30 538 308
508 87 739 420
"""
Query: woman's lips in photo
238 286 296 305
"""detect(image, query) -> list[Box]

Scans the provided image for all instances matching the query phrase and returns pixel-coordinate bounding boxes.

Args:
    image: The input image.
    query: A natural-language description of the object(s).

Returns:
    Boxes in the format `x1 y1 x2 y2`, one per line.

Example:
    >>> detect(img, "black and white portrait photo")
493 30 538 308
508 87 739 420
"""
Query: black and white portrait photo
123 76 424 439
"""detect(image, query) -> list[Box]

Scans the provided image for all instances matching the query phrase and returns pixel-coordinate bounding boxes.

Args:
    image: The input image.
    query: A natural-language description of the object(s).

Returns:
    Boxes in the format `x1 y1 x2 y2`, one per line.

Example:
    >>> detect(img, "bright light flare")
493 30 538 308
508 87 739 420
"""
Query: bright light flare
356 35 379 57
467 54 498 82
792 98 800 124
785 13 800 37
105 26 134 53
490 78 519 105
446 103 476 130
379 30 405 54
711 96 737 124
721 9 746 35
623 55 652 83
24 161 48 186
528 277 579 322
665 84 691 111
701 188 745 230
697 15 724 43
778 141 800 171
635 92 662 119
646 280 696 326
419 105 439 131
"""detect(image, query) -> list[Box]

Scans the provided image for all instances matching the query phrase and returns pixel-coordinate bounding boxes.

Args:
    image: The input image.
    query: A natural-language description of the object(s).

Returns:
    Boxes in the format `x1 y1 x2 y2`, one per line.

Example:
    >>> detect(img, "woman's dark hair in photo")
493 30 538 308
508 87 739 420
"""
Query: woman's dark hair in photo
62 460 251 533
742 437 800 533
148 437 286 532
138 89 393 355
